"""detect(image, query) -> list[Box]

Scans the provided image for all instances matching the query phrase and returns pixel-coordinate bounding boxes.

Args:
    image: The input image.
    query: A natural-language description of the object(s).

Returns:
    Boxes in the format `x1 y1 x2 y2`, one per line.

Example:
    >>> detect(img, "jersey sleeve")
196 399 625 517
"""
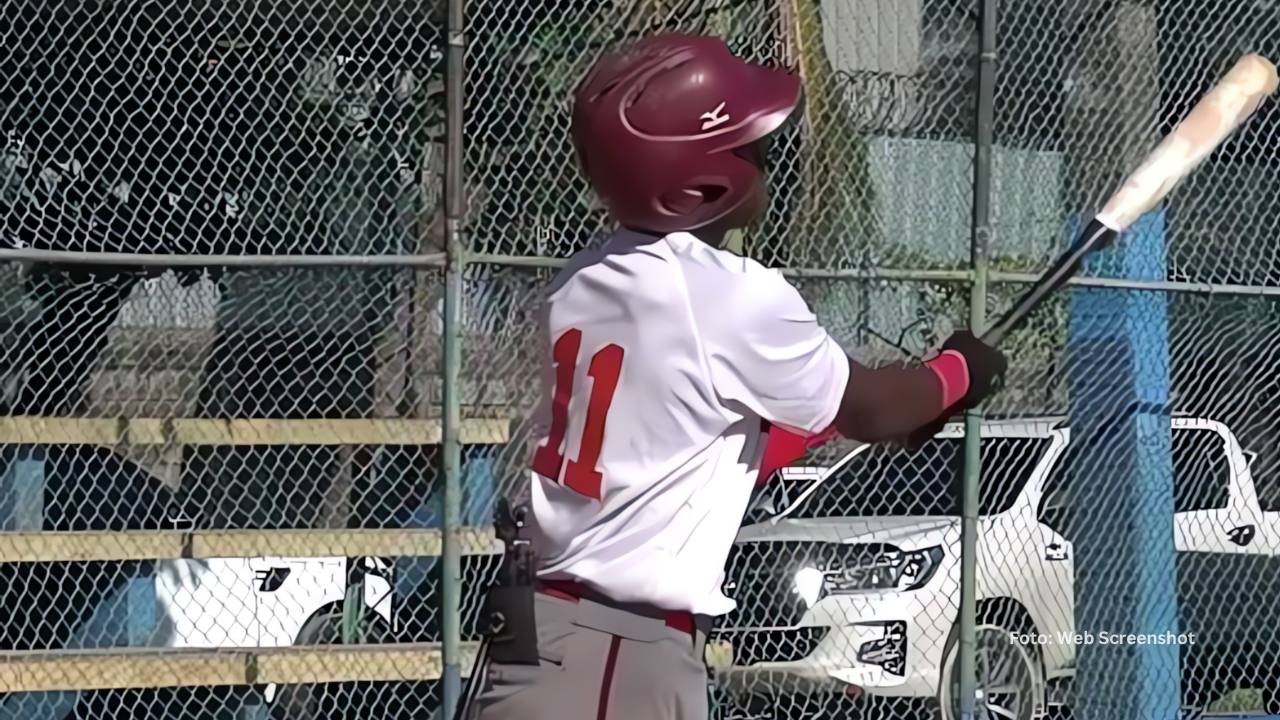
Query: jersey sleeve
699 268 850 435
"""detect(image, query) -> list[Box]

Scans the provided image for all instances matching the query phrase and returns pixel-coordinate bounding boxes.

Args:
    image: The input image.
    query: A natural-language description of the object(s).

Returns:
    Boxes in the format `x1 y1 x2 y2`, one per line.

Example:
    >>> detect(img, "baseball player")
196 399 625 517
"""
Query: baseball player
468 32 1006 720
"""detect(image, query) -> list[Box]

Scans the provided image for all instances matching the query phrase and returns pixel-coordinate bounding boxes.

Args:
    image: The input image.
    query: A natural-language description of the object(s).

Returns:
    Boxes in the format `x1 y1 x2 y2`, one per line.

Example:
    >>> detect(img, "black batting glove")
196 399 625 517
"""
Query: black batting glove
941 330 1007 409
904 331 1007 449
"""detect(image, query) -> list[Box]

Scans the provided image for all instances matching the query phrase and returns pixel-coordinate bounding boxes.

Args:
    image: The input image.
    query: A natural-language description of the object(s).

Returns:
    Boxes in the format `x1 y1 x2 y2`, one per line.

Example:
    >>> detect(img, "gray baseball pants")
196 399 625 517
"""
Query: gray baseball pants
468 587 712 719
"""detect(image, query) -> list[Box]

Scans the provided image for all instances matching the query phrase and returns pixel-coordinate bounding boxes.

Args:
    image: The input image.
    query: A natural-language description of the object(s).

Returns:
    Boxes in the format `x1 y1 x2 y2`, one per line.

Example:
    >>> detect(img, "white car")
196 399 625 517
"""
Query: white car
715 416 1280 719
151 553 393 715
153 554 392 651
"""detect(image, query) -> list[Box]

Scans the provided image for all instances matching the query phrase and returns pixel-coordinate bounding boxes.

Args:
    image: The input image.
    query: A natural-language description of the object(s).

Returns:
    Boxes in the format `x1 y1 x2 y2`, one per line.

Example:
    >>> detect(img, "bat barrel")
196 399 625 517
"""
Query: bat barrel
1098 53 1279 231
981 53 1278 349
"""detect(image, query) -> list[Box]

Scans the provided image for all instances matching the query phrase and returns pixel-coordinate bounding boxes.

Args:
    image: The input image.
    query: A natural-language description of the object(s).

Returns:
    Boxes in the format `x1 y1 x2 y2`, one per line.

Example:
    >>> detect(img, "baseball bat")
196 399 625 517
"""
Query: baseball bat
981 53 1280 348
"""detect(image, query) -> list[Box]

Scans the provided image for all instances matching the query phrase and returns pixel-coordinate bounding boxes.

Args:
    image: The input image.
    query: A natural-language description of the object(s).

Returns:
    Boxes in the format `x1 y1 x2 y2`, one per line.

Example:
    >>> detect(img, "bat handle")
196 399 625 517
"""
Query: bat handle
979 218 1117 348
980 315 1014 349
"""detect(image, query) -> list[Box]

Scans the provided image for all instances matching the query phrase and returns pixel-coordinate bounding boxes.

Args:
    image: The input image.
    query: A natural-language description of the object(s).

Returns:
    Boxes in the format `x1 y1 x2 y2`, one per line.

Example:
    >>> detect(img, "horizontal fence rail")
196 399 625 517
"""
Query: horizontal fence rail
0 528 501 563
0 643 483 694
0 417 511 447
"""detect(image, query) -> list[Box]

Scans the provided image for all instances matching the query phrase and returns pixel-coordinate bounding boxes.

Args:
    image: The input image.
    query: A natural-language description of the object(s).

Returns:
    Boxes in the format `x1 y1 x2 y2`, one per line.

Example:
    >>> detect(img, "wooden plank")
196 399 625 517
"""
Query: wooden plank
0 417 121 445
0 528 501 563
0 642 482 693
0 417 510 446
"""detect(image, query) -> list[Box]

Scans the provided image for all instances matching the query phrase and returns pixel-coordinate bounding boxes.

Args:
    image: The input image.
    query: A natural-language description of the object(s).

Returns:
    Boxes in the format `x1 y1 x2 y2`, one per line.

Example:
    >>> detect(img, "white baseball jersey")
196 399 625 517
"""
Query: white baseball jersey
526 229 850 616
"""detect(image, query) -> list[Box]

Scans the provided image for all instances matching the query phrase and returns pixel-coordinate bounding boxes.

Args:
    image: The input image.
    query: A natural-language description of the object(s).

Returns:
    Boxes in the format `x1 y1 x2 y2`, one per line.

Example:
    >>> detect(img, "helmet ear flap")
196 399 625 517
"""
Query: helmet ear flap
656 184 728 217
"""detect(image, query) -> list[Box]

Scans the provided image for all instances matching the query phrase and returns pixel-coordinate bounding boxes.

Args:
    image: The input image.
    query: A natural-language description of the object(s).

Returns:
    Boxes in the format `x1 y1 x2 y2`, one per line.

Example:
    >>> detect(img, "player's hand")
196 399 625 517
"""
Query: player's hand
902 331 1006 449
941 330 1006 408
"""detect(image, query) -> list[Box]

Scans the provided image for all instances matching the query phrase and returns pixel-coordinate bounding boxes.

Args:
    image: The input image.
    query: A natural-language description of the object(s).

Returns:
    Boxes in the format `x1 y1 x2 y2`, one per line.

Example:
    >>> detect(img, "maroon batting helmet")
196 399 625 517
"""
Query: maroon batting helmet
571 33 802 234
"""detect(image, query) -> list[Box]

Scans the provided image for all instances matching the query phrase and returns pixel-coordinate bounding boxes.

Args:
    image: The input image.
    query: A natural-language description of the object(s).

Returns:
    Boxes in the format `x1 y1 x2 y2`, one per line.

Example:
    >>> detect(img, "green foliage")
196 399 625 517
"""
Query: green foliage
756 0 879 270
1207 688 1262 713
470 0 884 260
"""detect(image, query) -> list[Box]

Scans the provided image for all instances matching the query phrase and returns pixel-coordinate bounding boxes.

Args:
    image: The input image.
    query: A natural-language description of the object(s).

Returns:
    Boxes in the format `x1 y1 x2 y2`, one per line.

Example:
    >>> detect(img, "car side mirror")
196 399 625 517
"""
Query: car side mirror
1039 493 1071 532
1244 450 1259 469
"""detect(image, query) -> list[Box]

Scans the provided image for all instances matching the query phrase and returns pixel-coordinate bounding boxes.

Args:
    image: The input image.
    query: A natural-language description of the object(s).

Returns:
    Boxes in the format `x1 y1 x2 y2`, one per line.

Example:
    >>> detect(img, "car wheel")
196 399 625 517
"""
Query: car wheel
938 621 1044 720
270 607 390 720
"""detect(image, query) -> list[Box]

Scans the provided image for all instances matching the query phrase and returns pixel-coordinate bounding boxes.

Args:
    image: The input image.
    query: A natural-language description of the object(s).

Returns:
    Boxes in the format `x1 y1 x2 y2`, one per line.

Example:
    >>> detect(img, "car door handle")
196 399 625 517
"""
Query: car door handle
1227 524 1256 547
1045 543 1069 561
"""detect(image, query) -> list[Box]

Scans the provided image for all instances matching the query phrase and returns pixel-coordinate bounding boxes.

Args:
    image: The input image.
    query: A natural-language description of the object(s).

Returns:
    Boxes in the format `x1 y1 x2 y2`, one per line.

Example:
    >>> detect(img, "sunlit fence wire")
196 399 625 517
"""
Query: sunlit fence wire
2 0 1280 719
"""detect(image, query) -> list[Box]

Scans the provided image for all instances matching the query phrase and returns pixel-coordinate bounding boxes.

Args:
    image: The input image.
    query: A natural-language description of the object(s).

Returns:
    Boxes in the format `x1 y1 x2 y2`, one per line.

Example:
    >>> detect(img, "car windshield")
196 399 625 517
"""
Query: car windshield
782 435 1052 519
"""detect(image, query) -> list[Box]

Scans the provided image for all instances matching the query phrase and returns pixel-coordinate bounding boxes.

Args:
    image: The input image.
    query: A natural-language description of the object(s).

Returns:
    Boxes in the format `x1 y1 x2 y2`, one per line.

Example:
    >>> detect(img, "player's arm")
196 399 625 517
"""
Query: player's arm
832 332 1006 443
701 270 1005 445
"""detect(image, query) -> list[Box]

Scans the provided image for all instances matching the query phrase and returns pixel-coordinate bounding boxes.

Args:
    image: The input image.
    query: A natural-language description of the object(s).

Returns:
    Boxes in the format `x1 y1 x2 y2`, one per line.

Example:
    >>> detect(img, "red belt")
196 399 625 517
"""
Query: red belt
537 580 699 638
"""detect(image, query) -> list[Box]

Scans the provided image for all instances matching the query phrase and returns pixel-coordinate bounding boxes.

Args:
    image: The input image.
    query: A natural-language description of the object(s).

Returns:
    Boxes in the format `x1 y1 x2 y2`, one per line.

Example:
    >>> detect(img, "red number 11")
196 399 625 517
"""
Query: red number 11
531 329 625 499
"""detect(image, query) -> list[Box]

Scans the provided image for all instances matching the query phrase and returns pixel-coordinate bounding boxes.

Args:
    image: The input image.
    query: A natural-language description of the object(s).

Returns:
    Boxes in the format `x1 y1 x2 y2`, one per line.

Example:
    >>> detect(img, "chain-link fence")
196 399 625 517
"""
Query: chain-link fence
2 0 1280 719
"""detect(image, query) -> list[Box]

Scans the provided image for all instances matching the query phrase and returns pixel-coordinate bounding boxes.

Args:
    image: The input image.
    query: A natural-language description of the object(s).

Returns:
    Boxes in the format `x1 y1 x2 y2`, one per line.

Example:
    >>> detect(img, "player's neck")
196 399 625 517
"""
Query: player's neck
621 224 729 249
691 227 728 248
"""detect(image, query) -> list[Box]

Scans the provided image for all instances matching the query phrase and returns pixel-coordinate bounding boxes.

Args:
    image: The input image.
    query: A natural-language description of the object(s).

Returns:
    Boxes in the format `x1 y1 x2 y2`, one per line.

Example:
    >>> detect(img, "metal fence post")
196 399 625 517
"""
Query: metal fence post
441 0 468 714
960 0 997 718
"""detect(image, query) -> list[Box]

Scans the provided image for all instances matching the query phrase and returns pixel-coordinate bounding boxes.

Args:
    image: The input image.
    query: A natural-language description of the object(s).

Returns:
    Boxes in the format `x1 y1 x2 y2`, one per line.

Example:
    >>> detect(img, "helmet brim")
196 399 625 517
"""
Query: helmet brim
720 64 804 152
